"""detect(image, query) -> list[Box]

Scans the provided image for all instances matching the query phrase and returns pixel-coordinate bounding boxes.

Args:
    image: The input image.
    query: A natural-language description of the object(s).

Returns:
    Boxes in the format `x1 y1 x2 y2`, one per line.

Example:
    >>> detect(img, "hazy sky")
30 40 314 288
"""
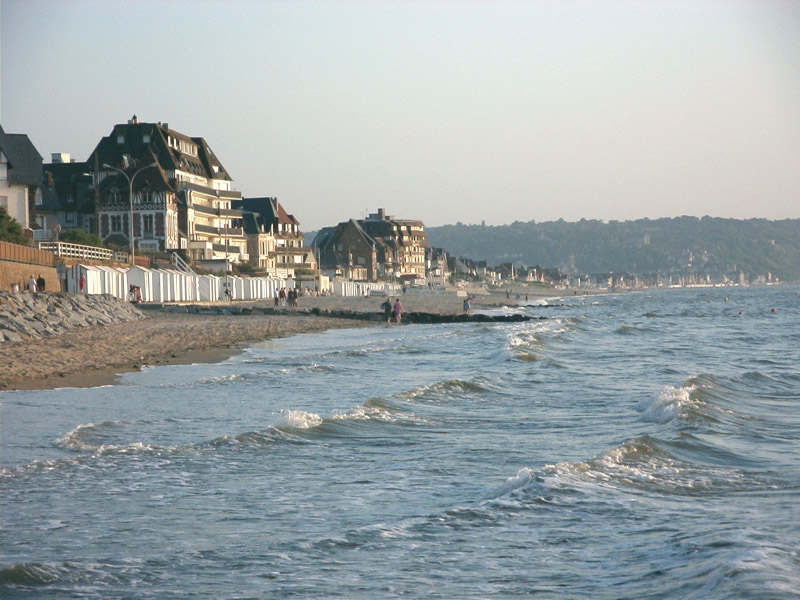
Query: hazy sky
2 0 799 230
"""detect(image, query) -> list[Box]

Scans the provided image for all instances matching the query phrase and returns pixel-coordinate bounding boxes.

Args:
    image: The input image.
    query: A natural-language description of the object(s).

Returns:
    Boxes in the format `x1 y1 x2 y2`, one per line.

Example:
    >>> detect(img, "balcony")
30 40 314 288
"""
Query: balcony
180 181 242 200
194 223 245 237
192 204 243 218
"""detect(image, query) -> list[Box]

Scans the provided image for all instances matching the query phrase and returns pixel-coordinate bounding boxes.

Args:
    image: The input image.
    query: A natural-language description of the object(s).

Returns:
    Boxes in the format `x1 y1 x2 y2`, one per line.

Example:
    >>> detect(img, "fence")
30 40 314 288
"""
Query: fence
37 241 130 263
0 240 55 267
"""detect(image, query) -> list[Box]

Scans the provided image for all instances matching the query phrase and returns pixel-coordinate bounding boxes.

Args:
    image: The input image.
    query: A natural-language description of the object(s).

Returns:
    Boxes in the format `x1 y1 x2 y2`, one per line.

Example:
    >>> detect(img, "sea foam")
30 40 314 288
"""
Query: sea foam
637 385 695 423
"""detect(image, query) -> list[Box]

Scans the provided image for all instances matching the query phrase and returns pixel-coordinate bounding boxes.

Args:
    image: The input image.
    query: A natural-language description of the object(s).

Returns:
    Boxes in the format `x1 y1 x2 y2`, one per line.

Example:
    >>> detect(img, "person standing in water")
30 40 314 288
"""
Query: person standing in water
393 298 403 325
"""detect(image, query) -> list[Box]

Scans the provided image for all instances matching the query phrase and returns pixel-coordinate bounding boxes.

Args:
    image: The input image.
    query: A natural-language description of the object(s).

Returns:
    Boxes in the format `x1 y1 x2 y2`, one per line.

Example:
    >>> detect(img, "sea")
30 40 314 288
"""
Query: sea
1 285 798 599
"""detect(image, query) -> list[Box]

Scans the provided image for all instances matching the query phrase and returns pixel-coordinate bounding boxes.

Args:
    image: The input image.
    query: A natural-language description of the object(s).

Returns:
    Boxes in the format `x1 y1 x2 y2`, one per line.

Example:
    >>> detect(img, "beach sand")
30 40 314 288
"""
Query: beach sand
0 289 560 391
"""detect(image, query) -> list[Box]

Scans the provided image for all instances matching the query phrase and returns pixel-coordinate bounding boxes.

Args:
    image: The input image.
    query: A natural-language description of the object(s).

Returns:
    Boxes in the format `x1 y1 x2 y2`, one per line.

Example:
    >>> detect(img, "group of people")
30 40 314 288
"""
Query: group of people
127 284 143 303
275 287 299 307
13 274 46 293
381 297 403 326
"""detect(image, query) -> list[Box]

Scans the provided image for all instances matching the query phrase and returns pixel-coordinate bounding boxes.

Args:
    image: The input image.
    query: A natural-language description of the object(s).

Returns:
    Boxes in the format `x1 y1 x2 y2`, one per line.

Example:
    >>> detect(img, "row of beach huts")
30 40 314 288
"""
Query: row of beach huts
61 264 400 303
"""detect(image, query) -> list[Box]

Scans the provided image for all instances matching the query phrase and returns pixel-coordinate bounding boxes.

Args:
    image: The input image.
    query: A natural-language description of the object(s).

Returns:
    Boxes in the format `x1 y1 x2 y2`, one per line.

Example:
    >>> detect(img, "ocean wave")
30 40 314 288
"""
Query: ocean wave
331 398 425 425
637 385 695 423
401 377 494 402
0 561 122 587
504 319 567 351
53 421 167 456
483 433 761 508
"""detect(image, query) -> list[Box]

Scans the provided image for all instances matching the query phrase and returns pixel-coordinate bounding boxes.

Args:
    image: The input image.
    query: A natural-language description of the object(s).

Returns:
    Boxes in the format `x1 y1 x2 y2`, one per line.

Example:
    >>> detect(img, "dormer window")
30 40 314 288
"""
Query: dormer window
117 134 125 144
143 134 151 144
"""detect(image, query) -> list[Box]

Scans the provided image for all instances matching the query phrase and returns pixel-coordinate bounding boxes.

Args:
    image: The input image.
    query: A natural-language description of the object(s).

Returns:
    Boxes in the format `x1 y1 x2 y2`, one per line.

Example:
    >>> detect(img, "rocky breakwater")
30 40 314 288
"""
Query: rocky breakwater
0 292 143 342
156 303 543 324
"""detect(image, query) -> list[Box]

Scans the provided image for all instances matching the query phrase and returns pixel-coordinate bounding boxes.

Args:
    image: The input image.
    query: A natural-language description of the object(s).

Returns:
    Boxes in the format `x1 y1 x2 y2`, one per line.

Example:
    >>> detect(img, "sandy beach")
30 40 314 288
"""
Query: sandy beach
0 289 560 391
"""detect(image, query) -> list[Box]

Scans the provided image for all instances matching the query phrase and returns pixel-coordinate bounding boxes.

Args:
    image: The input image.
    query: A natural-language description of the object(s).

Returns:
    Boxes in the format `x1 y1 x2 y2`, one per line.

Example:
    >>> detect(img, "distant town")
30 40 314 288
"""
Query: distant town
2 117 797 293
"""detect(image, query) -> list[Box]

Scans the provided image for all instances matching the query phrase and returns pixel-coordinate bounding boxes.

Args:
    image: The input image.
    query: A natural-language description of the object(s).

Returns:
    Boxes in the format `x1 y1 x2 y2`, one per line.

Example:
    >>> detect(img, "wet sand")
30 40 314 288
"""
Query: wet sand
0 289 562 391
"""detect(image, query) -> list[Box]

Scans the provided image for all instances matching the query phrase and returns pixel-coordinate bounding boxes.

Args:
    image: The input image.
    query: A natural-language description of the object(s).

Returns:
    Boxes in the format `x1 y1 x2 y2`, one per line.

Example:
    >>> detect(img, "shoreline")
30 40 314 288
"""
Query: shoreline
1 289 572 392
0 311 372 392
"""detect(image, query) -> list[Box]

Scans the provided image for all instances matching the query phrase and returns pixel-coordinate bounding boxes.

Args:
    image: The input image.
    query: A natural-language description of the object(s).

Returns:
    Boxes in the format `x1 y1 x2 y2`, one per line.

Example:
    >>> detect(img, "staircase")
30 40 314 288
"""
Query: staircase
171 252 197 275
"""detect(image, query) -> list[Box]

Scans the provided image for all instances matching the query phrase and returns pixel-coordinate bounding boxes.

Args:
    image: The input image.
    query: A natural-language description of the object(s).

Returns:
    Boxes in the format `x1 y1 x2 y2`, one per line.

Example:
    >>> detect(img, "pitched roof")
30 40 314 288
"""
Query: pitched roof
87 120 232 183
0 125 43 186
41 162 94 212
235 197 300 226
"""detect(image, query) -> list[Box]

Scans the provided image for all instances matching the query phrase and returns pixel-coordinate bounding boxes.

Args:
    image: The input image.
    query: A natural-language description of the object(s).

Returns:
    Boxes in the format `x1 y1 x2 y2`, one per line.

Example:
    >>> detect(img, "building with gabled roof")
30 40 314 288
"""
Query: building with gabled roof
233 196 315 277
312 208 427 282
358 208 427 281
312 219 378 281
0 125 43 236
85 116 245 262
38 154 95 241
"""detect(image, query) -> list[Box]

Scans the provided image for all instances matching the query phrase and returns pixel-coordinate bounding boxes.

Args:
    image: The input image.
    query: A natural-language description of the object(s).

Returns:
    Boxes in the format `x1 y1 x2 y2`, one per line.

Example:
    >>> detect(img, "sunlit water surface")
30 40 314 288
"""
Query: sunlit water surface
2 286 799 599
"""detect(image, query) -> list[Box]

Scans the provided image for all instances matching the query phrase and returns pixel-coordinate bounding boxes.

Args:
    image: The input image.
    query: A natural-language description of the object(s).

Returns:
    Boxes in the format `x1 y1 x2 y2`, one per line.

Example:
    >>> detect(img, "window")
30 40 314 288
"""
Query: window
117 134 125 144
143 134 150 144
111 215 122 232
143 214 154 234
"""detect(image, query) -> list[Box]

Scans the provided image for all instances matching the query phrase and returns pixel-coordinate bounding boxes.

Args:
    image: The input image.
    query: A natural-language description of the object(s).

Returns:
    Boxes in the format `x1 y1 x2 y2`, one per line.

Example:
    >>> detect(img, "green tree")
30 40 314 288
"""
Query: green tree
0 206 29 245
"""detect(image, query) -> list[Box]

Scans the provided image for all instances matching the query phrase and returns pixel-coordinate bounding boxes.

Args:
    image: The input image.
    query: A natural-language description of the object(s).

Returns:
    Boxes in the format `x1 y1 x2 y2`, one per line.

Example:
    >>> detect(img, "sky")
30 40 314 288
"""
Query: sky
2 0 799 231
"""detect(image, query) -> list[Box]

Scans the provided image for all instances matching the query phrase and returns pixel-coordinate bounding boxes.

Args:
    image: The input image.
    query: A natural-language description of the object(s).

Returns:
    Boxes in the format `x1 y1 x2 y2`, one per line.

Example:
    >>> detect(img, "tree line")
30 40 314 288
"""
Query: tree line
427 217 800 282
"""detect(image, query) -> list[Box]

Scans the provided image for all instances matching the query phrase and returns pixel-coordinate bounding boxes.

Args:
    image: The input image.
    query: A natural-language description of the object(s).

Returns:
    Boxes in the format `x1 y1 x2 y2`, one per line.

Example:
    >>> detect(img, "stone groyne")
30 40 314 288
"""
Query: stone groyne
0 292 143 342
156 303 543 324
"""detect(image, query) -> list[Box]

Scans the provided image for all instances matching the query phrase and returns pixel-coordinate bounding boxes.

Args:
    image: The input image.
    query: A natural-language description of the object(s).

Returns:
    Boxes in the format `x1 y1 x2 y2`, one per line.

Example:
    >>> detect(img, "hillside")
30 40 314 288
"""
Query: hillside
426 217 800 282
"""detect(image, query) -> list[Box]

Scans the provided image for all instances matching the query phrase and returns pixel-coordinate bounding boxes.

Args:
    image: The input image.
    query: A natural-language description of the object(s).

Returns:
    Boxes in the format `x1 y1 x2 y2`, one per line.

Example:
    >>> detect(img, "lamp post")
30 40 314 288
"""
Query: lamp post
103 162 157 266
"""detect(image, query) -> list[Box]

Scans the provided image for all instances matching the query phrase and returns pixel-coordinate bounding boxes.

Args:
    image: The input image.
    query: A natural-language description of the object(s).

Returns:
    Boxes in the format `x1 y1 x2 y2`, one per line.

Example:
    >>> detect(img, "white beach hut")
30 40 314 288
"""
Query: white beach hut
95 266 127 299
198 274 220 302
127 266 154 302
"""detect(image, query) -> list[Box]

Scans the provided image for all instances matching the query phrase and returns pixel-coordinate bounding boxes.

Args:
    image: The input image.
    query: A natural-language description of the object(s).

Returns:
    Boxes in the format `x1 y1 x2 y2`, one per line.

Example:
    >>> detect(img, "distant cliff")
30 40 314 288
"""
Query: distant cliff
426 217 800 282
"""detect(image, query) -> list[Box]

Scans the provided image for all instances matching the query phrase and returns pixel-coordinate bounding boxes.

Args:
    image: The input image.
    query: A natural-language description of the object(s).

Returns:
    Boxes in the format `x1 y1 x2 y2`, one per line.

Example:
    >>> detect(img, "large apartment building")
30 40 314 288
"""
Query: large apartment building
313 208 427 282
85 116 246 263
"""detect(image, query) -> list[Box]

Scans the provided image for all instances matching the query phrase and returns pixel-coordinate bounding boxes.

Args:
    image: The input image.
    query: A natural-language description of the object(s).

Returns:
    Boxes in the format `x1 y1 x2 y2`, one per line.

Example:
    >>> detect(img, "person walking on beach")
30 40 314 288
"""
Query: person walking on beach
463 297 471 315
27 275 37 293
393 298 402 325
381 298 393 326
36 274 46 292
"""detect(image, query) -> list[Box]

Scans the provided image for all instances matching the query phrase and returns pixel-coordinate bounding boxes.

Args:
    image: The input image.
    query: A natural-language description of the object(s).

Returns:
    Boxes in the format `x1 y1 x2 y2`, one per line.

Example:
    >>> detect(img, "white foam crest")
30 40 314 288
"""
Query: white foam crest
331 404 424 424
483 467 535 501
539 438 739 495
638 385 695 423
521 296 561 307
54 421 120 452
53 422 167 456
278 409 323 429
505 319 566 349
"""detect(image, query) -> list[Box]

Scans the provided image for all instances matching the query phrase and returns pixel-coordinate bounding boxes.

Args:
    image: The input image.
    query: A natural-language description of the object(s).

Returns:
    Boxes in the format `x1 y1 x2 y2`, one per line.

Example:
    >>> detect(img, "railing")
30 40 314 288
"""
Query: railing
0 240 55 267
170 252 196 275
194 223 245 237
181 181 242 200
37 241 129 263
192 204 244 218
